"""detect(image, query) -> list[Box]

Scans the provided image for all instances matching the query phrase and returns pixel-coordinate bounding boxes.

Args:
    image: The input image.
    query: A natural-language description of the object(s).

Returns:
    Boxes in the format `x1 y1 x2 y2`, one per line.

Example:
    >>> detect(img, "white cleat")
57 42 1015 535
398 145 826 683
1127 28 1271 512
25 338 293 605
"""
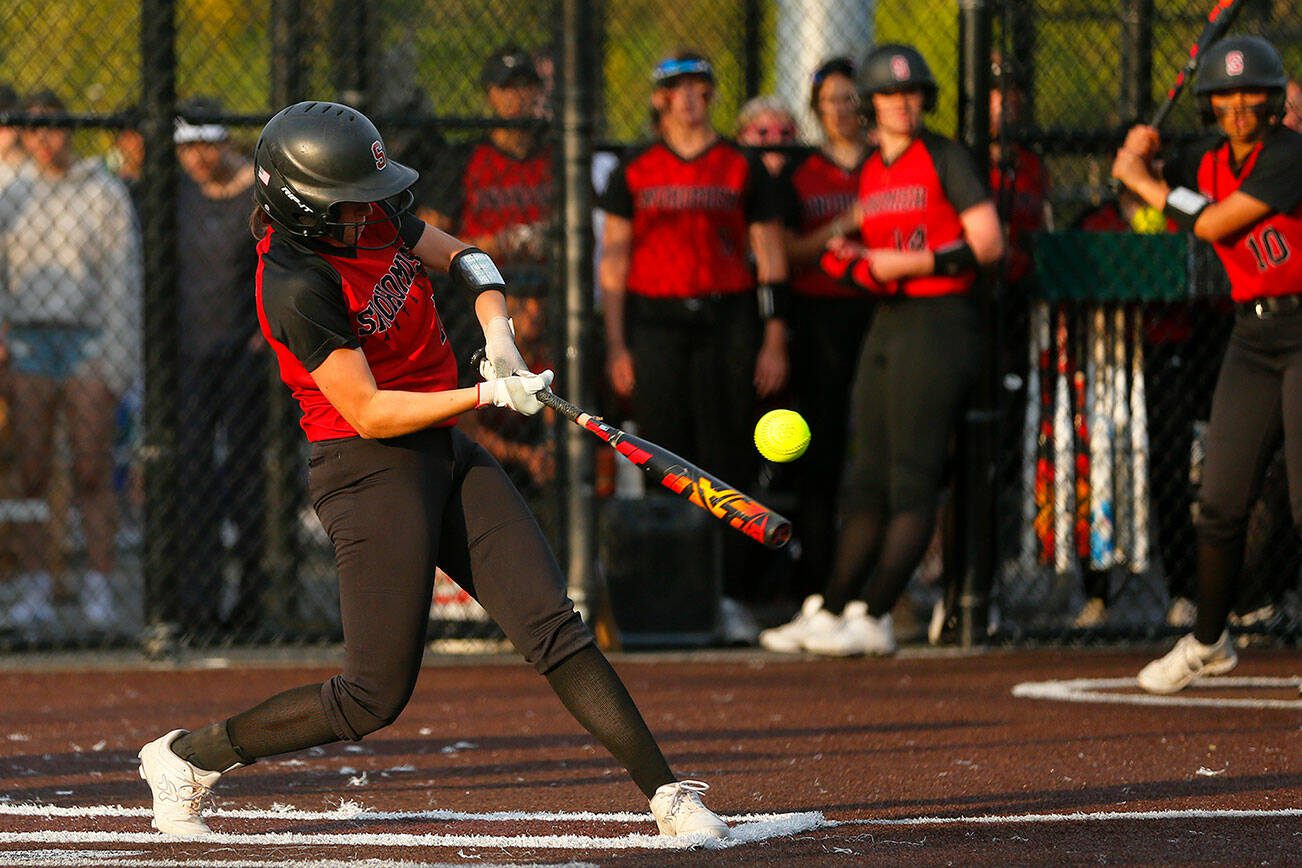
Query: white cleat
649 779 729 839
137 729 223 836
1136 631 1238 695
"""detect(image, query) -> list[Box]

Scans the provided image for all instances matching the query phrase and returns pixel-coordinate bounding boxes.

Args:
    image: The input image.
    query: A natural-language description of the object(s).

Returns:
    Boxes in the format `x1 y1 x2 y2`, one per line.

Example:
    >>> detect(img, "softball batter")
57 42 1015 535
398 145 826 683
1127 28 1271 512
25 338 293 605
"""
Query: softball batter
136 101 728 840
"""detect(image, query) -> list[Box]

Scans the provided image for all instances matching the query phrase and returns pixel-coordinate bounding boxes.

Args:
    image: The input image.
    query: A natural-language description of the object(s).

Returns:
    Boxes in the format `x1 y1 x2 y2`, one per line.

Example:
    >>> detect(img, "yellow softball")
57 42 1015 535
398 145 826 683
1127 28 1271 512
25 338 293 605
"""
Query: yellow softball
754 409 811 463
1130 205 1166 235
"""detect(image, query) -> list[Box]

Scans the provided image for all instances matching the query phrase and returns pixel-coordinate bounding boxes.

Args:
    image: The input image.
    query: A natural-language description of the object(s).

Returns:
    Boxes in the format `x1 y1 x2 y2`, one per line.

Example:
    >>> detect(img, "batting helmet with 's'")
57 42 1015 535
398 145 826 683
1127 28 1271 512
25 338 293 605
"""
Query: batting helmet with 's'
1195 35 1287 124
857 43 938 117
253 101 418 240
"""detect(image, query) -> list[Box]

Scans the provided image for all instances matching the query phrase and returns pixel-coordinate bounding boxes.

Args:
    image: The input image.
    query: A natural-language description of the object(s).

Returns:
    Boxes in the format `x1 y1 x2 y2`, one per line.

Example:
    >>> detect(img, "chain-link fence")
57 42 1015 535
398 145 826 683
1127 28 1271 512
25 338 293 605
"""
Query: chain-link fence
0 0 1296 653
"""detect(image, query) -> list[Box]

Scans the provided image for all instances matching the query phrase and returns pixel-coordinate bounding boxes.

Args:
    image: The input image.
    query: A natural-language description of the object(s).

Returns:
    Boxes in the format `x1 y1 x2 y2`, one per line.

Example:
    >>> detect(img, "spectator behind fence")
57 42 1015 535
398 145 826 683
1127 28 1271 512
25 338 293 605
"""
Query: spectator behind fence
736 95 798 178
0 84 22 188
425 45 552 300
171 96 268 632
1110 36 1301 694
0 89 141 632
759 58 873 638
798 43 1003 657
599 51 790 644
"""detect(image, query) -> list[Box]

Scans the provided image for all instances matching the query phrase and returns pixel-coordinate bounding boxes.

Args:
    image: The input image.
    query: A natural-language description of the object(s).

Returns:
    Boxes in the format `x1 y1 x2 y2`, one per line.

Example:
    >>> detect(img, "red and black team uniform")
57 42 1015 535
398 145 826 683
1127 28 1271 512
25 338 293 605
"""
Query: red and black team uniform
256 213 589 743
1161 126 1302 565
438 137 553 292
837 129 989 521
599 138 778 505
778 147 872 593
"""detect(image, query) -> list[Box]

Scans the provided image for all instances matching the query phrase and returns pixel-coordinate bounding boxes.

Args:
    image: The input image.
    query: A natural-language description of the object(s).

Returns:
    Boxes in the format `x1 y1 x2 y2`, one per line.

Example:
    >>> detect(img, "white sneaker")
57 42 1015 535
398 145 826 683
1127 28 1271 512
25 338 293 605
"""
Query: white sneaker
1072 597 1108 629
803 602 896 657
717 597 760 646
81 570 115 628
138 730 223 835
649 779 729 839
1136 631 1238 695
1165 597 1197 629
759 594 832 653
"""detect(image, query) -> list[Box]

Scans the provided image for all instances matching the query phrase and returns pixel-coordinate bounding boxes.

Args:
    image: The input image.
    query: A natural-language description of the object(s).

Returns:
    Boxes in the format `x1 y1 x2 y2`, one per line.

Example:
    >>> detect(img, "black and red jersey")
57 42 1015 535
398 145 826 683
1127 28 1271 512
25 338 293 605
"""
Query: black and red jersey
780 148 863 299
857 129 990 298
990 144 1048 284
599 138 777 299
1164 126 1302 302
454 139 553 239
256 214 457 441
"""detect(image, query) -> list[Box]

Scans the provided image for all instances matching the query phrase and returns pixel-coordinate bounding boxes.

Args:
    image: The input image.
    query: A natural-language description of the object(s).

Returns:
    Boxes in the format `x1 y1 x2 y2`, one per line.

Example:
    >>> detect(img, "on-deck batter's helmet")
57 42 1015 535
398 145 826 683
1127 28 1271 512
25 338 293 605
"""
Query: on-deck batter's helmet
1195 36 1287 124
253 100 418 239
857 43 938 115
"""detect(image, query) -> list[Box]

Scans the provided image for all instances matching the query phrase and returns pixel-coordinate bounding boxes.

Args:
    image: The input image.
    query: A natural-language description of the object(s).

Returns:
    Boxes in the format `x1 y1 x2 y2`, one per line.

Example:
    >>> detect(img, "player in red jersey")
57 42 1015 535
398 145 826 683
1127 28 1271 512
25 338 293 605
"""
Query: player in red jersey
135 101 729 840
803 44 1004 657
1111 36 1302 693
759 57 875 646
599 51 790 626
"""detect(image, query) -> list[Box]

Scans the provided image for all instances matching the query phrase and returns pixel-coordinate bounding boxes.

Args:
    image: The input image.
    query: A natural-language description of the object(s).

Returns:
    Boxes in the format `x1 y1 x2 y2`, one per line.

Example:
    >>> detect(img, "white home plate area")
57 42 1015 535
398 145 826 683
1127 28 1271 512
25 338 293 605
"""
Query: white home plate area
1012 676 1301 709
0 802 827 865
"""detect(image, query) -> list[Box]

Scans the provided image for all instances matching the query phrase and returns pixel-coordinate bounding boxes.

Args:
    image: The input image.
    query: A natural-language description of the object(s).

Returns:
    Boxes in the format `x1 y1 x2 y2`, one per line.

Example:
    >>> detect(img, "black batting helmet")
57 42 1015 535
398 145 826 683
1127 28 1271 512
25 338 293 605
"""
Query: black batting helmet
857 44 938 115
1195 36 1287 124
253 101 418 239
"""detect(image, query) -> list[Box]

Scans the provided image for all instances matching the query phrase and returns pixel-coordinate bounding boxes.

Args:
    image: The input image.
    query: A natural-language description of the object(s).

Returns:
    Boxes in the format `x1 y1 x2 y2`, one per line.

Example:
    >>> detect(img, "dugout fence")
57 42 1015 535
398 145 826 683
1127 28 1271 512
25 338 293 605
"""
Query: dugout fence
0 0 1296 653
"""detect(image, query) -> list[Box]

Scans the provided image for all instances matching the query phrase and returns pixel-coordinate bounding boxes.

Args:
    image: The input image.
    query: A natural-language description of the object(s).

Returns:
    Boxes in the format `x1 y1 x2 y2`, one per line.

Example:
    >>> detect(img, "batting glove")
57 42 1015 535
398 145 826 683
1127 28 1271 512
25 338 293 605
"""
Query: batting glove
481 316 530 380
476 369 554 416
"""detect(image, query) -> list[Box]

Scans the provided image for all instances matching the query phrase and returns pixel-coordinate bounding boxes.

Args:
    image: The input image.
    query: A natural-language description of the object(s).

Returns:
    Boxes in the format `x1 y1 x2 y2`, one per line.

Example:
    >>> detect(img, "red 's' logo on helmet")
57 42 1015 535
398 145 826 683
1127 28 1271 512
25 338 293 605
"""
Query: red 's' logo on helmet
1225 50 1245 76
891 55 911 81
372 141 387 169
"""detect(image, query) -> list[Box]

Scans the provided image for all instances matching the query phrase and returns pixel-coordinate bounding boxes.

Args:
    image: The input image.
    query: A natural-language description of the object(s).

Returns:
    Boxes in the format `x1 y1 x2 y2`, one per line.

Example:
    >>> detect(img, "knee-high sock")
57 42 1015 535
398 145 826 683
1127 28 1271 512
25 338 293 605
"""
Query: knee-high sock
821 511 884 615
174 684 338 772
545 644 674 799
862 510 935 619
1194 539 1242 646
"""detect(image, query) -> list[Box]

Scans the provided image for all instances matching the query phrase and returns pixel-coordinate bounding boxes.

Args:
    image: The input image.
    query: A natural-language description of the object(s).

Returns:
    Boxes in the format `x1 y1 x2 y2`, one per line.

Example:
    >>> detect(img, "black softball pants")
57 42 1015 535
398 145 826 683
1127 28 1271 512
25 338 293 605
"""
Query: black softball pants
1192 305 1302 642
309 427 592 740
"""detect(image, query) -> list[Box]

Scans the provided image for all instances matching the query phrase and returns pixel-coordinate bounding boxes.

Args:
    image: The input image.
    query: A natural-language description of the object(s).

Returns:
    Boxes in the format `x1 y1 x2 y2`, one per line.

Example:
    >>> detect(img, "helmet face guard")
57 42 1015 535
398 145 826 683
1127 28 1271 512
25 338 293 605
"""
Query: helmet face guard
1194 36 1287 125
254 101 419 247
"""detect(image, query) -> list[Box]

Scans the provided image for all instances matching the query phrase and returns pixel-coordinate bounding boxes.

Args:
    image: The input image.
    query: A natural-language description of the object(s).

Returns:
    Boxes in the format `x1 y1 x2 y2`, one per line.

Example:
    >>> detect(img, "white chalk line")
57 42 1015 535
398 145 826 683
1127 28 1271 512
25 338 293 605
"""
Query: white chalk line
0 855 580 868
1012 676 1301 708
0 805 826 851
839 807 1302 826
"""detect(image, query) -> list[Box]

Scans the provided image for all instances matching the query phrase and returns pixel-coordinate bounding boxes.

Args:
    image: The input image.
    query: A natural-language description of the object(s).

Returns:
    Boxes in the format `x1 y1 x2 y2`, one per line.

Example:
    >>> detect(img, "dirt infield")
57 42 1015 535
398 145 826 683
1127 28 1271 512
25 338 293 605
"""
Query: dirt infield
0 646 1297 866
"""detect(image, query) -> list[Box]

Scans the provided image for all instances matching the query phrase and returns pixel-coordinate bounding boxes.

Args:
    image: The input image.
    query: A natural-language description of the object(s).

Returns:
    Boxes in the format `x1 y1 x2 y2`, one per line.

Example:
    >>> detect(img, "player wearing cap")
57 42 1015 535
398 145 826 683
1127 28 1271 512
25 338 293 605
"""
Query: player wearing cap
135 101 729 840
425 45 552 296
1112 35 1302 694
802 43 1004 657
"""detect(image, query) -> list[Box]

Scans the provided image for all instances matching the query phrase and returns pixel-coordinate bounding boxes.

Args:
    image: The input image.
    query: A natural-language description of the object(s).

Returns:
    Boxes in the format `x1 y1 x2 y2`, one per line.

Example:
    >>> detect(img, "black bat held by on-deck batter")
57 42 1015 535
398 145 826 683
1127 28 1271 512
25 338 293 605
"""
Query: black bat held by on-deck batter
1109 0 1247 194
471 349 792 549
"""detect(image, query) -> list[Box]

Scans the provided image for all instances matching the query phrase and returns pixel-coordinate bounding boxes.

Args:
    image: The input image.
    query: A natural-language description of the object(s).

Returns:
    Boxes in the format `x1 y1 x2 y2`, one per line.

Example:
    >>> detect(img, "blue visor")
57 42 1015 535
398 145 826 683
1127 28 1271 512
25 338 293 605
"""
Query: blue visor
652 57 714 85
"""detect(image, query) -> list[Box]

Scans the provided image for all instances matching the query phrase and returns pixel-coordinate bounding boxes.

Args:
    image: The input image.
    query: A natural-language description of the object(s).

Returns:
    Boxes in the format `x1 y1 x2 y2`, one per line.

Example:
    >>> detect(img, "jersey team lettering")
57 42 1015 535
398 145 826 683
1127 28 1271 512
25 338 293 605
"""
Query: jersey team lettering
356 248 423 337
636 185 742 211
860 185 927 218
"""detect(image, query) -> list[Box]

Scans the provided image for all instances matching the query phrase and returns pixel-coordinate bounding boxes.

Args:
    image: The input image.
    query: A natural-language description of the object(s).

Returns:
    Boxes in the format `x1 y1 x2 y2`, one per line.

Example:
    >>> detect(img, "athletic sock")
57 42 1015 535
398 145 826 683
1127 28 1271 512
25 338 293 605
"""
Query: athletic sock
174 683 339 771
863 509 934 618
545 644 673 799
1193 539 1241 646
821 511 883 615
